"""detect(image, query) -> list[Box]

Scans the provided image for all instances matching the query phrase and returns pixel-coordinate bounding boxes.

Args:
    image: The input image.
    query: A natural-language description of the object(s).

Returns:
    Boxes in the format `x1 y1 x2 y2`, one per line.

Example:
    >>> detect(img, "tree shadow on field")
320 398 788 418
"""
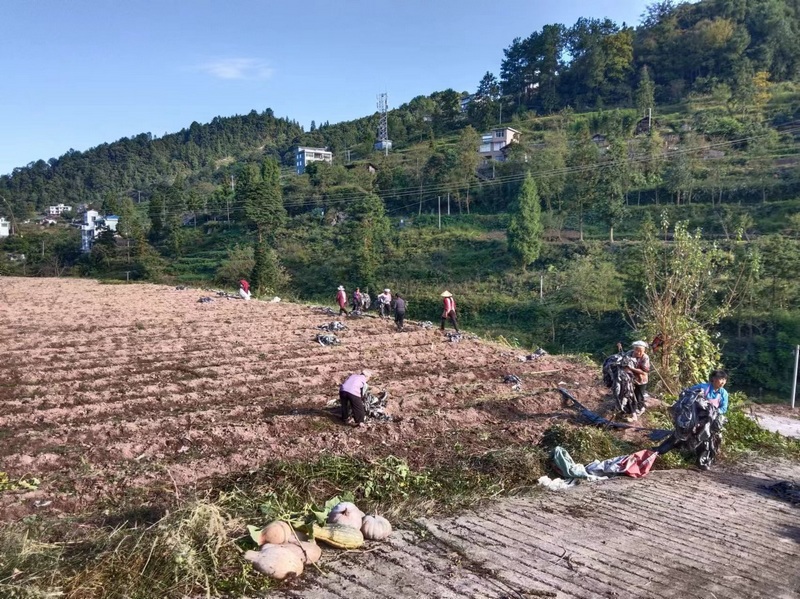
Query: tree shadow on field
261 403 357 427
472 398 575 424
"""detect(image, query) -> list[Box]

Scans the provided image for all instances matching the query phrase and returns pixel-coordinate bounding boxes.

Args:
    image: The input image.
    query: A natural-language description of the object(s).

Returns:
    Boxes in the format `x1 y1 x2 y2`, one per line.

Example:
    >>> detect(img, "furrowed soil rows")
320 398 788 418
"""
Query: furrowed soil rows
0 277 609 519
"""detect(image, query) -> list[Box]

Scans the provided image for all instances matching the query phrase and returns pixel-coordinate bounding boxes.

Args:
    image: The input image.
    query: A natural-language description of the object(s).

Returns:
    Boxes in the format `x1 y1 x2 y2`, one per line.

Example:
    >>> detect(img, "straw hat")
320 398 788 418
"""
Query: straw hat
384 288 390 293
361 369 374 379
440 290 453 298
337 285 345 291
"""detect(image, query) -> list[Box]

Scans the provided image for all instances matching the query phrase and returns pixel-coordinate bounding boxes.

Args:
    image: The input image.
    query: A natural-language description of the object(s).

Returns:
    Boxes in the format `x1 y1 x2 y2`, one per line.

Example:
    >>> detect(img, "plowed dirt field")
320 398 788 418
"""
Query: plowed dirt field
0 277 613 520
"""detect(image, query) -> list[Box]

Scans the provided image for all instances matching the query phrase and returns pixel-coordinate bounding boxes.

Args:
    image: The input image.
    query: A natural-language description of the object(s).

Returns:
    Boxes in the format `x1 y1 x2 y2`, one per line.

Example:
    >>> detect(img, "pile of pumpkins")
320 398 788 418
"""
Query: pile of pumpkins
244 501 392 581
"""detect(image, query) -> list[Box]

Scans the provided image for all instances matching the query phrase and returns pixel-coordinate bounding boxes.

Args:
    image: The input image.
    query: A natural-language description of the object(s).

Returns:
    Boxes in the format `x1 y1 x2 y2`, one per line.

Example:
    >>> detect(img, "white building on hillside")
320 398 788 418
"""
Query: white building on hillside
81 211 119 252
478 127 521 162
48 203 72 216
296 146 333 175
0 217 10 238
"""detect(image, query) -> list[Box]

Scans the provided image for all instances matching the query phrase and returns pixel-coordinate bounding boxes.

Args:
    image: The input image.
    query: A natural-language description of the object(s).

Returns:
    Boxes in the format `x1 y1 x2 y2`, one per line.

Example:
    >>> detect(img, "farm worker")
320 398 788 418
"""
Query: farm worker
336 285 349 316
440 290 459 332
688 369 729 414
352 287 362 312
377 288 392 318
239 279 251 300
626 341 651 418
339 369 373 426
361 289 371 311
393 293 407 330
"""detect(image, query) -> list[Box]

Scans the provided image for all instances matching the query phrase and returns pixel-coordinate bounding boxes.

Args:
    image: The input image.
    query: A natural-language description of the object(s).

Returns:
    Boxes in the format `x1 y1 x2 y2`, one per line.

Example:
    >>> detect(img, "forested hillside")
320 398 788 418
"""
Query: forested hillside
2 0 800 400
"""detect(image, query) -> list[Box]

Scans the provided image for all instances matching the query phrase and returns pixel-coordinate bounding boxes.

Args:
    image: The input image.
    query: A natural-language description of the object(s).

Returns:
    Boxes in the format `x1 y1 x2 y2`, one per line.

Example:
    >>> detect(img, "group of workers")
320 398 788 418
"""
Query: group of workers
237 278 733 457
614 339 729 421
335 285 459 333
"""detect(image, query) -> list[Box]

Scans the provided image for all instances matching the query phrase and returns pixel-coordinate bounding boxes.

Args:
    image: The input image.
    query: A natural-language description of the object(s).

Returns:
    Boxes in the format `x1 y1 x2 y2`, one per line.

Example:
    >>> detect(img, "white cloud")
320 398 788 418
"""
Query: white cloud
197 58 274 80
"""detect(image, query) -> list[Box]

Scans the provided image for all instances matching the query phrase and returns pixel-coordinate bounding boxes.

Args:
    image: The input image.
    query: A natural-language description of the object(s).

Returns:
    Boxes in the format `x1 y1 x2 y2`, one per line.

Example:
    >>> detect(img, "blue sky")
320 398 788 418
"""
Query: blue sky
1 0 655 176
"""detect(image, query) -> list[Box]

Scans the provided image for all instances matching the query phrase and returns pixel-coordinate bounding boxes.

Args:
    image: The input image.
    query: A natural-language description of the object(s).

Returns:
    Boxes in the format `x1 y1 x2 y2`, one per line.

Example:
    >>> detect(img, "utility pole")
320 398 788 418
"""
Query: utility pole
540 274 544 300
792 345 799 409
227 175 234 226
417 158 423 216
438 196 441 230
648 107 652 131
447 192 450 215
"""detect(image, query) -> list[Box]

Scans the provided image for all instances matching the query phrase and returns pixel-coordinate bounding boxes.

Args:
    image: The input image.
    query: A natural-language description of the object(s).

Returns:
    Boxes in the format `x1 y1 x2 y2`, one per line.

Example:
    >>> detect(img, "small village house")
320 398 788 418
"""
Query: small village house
295 146 333 175
478 127 521 163
48 203 72 216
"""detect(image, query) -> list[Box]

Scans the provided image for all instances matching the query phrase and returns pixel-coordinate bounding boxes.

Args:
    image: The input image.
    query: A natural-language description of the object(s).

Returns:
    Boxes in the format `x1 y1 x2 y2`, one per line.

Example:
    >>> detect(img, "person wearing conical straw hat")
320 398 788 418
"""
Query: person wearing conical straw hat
440 290 459 333
336 285 350 316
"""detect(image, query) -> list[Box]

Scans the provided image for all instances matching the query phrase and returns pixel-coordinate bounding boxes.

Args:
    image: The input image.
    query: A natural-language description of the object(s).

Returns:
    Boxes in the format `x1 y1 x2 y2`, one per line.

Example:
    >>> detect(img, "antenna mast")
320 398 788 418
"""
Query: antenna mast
374 92 392 155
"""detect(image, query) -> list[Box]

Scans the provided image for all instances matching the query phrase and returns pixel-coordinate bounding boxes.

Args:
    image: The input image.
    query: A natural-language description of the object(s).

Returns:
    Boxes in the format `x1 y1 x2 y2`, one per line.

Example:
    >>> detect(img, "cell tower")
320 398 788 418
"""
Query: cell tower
374 92 392 154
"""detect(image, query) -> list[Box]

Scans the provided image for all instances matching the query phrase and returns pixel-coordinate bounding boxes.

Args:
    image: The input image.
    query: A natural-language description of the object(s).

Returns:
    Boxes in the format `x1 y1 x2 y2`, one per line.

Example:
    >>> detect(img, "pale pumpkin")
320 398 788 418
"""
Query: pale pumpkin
244 545 304 580
327 501 364 528
259 520 293 545
282 540 322 564
361 514 392 541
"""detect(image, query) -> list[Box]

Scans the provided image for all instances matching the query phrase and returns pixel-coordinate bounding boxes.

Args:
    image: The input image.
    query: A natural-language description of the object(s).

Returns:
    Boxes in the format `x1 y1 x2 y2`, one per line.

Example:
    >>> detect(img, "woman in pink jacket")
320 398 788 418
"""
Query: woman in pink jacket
440 290 459 332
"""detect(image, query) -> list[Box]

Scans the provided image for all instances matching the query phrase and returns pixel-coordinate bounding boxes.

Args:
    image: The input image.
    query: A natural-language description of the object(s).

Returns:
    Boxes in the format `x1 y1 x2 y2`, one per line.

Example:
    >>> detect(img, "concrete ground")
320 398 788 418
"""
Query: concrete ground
751 413 800 439
273 459 800 599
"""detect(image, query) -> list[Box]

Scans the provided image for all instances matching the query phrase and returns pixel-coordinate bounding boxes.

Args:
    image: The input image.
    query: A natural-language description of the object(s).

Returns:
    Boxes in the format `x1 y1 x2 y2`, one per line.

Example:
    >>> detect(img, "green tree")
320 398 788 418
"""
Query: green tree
565 124 599 241
242 158 286 242
147 190 165 240
468 72 501 131
634 65 655 116
455 126 480 213
507 174 543 269
640 129 665 204
597 138 629 242
560 246 624 316
251 238 282 296
346 190 389 290
632 216 754 392
215 244 255 287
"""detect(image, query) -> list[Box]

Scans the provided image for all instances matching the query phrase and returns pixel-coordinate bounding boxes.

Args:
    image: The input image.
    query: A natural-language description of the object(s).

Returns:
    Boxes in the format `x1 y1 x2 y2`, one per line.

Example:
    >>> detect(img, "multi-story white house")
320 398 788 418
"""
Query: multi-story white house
478 127 521 162
48 203 72 216
296 146 333 175
81 211 119 252
0 217 10 238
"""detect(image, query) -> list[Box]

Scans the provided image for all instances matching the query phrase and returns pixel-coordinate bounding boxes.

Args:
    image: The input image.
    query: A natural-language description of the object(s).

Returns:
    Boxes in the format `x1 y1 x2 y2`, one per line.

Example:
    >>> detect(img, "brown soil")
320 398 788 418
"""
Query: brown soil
0 277 630 520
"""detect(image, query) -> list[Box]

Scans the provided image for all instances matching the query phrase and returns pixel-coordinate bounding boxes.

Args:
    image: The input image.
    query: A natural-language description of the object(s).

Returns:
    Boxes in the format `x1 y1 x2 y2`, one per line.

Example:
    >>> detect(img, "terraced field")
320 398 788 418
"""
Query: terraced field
0 277 603 520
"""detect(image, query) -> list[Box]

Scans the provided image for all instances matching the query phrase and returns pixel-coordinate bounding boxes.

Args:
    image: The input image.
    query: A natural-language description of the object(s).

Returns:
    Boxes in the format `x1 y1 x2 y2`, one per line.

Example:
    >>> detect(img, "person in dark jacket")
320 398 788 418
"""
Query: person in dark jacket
352 287 362 312
393 293 407 330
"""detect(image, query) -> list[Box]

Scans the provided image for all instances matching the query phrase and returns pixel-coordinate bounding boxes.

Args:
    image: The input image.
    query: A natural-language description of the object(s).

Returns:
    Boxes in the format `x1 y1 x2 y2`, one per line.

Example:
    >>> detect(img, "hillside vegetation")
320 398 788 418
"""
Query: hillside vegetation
2 0 800 398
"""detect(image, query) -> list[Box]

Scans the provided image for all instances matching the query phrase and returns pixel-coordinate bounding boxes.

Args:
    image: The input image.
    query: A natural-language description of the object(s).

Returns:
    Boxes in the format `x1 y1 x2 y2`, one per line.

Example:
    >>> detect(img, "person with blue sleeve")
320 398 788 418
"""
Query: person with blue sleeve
689 369 729 414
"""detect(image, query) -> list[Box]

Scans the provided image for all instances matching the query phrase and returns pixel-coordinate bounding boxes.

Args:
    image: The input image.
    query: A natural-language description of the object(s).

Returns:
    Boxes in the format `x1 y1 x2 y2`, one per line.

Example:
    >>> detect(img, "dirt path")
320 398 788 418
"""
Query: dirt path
274 459 800 599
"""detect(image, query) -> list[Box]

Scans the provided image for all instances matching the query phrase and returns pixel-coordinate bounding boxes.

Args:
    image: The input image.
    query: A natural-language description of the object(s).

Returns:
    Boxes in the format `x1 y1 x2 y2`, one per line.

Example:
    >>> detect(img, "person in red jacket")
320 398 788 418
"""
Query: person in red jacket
336 285 349 316
440 290 459 332
239 279 251 300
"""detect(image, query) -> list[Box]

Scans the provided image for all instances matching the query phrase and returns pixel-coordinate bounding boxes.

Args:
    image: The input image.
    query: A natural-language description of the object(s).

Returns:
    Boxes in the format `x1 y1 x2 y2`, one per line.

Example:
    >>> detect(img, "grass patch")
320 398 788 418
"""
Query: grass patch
0 451 553 598
538 423 635 464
